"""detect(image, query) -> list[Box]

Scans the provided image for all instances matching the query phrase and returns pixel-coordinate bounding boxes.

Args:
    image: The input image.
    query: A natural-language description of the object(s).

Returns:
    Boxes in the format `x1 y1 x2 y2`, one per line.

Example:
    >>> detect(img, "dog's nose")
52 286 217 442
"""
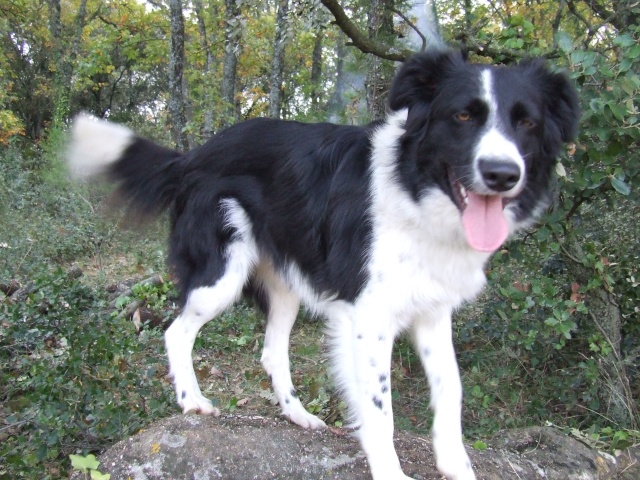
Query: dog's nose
478 159 521 192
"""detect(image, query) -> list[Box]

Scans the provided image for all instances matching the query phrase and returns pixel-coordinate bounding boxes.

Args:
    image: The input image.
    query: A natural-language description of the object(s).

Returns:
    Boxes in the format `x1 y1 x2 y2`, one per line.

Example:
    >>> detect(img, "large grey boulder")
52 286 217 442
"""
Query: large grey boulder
79 414 640 479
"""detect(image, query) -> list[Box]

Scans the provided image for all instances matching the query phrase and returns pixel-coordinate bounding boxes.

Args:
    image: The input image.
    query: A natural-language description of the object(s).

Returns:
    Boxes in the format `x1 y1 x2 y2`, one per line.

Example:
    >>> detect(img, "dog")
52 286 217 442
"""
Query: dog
68 49 579 480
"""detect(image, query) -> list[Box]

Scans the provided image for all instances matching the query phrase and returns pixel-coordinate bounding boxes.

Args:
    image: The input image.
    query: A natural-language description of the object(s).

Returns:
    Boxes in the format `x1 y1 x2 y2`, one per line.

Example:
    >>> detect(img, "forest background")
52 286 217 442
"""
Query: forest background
0 0 638 478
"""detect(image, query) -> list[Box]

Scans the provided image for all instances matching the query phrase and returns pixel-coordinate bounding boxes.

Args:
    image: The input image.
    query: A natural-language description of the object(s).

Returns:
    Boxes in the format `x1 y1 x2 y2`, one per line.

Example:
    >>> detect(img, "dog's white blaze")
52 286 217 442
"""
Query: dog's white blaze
67 113 135 178
474 69 525 195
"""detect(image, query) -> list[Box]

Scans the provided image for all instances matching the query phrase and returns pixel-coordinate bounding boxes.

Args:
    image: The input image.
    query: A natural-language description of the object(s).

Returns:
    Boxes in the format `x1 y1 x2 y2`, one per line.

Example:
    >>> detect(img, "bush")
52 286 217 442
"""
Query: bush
0 268 174 479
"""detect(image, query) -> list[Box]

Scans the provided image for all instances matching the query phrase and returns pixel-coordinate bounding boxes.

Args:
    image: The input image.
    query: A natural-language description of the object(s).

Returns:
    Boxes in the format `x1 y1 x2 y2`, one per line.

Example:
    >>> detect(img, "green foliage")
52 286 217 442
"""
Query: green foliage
564 424 640 452
0 268 173 479
114 279 178 317
69 453 111 480
472 440 487 450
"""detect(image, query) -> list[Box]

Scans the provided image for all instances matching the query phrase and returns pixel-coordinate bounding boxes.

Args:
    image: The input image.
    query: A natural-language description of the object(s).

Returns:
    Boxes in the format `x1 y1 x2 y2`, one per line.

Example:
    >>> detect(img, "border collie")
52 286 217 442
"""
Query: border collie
68 49 579 480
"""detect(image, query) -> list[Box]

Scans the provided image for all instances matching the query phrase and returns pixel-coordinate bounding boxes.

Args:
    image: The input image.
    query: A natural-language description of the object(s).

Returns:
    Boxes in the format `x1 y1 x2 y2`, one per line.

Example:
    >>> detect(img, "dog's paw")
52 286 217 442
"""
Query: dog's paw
179 391 220 416
284 406 326 429
435 447 476 480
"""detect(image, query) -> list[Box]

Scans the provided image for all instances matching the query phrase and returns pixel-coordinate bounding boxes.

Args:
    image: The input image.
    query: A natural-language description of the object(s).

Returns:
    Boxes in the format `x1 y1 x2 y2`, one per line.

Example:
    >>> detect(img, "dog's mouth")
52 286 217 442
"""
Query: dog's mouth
448 172 512 253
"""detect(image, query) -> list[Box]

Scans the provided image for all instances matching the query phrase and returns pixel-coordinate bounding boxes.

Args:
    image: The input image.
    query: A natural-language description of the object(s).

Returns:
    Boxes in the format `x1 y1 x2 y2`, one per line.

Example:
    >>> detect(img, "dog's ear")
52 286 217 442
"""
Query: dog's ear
521 60 581 155
388 49 465 112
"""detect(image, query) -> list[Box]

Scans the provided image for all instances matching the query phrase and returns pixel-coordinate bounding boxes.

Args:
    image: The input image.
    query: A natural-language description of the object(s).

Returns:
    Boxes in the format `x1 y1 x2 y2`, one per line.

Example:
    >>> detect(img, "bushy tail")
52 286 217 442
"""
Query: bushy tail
67 113 184 216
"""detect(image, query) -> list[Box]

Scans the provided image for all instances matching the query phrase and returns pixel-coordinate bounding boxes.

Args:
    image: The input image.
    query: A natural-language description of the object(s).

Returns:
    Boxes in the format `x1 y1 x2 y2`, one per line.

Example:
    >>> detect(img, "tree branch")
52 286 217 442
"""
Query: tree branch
463 36 559 62
551 0 566 39
320 0 413 62
573 0 638 33
388 6 426 52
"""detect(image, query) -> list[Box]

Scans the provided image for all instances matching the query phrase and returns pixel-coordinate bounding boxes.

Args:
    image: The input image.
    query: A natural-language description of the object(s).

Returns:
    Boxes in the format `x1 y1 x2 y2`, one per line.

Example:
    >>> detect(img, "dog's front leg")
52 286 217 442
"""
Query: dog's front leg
333 316 411 480
412 310 476 480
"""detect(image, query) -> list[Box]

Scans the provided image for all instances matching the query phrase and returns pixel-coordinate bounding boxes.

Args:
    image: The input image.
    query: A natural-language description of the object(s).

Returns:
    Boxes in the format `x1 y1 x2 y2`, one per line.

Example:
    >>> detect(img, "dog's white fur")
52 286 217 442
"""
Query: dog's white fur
68 113 134 179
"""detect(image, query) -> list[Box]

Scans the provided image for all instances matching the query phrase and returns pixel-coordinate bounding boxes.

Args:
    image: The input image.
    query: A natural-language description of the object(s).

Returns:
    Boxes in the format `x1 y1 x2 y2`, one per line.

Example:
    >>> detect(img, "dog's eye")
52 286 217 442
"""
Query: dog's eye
454 112 472 122
518 118 536 129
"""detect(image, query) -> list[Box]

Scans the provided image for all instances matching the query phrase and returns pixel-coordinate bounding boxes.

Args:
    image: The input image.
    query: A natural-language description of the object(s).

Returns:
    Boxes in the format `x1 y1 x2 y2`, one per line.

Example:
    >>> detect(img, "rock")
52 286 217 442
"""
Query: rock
74 414 640 479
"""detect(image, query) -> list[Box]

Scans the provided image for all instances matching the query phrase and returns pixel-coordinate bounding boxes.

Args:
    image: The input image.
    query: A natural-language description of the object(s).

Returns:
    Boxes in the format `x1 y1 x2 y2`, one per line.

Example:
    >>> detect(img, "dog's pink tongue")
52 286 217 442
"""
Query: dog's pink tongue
462 192 508 252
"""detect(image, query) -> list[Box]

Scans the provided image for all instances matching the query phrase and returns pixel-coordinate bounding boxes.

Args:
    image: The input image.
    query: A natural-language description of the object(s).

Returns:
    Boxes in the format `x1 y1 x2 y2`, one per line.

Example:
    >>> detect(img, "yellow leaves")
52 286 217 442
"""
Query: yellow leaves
151 443 161 454
0 110 25 145
92 82 109 92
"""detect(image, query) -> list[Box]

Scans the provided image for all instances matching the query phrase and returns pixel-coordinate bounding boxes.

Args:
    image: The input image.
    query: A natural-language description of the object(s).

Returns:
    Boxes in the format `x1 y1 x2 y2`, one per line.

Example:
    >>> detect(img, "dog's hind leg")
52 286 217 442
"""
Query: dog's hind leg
412 310 476 480
258 264 326 429
165 199 258 415
165 285 235 415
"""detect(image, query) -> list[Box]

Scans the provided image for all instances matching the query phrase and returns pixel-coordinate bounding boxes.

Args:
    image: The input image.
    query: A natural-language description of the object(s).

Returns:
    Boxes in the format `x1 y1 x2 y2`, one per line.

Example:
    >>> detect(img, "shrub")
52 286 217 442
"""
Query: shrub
0 268 174 479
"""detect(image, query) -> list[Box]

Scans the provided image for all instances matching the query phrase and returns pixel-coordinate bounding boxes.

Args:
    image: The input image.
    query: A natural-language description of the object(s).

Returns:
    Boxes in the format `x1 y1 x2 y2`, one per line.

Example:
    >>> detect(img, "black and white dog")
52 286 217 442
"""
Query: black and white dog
68 50 579 480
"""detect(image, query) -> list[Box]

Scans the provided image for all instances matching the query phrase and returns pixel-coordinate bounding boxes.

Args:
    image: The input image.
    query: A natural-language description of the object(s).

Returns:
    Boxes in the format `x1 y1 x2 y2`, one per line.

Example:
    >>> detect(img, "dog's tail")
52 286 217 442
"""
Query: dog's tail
67 113 184 217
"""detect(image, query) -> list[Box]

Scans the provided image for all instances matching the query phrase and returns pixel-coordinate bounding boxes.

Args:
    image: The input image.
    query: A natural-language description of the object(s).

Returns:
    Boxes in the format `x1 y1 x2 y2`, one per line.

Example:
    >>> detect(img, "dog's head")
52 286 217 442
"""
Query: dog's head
388 50 580 252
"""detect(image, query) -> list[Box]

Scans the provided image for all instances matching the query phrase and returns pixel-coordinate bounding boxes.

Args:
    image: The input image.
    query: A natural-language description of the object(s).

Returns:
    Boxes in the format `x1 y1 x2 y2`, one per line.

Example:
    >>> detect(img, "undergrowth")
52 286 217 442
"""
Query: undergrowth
0 268 174 479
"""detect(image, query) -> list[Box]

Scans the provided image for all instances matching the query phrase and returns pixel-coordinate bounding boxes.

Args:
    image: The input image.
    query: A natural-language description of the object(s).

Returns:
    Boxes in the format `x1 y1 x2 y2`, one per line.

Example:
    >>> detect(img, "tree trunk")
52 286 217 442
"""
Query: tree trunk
366 0 396 119
268 0 289 119
327 32 347 123
193 0 215 139
310 31 323 108
563 239 637 428
168 0 190 151
589 288 637 428
47 0 63 128
221 0 242 128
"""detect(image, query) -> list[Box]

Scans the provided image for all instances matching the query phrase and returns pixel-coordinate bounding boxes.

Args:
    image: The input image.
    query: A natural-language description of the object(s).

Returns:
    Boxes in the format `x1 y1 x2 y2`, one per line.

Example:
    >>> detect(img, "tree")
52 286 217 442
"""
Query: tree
320 0 412 61
326 31 348 122
221 0 243 127
365 0 396 118
193 0 216 138
269 0 290 118
168 0 190 150
310 31 323 108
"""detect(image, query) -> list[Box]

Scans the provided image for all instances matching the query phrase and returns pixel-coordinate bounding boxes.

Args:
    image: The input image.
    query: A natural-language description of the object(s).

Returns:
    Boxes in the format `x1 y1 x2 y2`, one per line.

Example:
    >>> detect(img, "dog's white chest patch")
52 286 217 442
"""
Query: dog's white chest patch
366 115 490 318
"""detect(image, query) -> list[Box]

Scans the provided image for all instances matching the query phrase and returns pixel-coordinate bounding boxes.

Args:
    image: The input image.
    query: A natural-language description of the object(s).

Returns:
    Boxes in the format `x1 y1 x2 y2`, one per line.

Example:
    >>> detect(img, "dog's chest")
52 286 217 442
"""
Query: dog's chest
363 191 490 317
367 229 486 310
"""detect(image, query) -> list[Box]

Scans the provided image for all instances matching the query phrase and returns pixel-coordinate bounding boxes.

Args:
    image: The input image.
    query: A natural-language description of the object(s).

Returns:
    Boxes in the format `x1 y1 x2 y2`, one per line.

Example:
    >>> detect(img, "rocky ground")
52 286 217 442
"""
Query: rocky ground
72 413 640 479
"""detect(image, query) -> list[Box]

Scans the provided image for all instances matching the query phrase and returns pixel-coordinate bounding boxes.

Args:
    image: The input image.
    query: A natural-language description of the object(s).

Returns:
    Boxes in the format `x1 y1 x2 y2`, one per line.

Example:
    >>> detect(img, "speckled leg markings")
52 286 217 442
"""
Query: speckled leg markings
259 269 326 430
413 311 476 480
337 319 410 480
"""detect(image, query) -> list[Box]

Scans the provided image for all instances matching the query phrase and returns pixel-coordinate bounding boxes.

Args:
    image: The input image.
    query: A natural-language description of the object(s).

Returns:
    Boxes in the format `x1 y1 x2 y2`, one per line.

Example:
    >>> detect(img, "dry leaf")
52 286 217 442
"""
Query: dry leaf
132 308 142 332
